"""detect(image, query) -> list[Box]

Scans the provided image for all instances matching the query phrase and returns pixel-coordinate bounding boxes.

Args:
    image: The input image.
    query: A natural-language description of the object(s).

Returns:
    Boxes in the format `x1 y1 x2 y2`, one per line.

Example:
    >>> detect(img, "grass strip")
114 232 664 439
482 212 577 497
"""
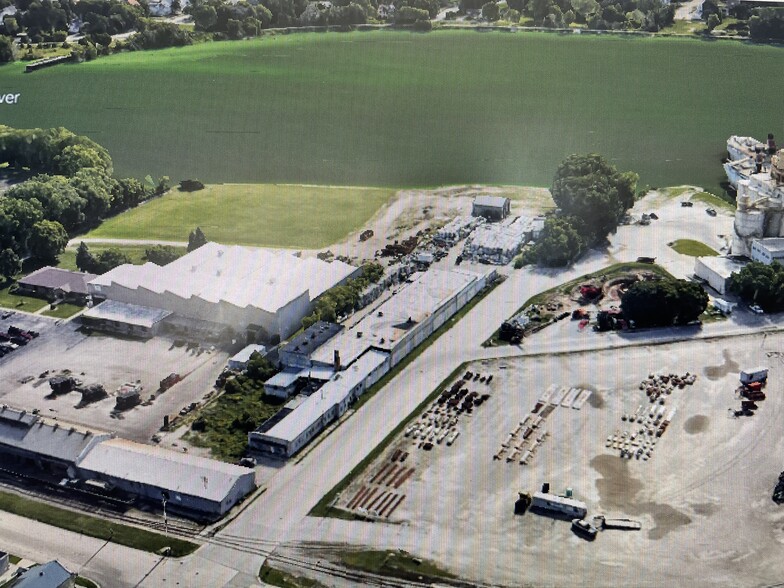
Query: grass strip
258 563 326 588
340 549 457 585
669 239 719 257
689 191 735 210
41 302 84 319
0 490 198 557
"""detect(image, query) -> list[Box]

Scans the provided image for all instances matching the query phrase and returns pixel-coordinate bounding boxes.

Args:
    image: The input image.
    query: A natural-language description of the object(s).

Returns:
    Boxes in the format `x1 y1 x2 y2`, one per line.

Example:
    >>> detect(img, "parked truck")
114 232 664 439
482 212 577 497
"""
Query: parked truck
740 367 768 385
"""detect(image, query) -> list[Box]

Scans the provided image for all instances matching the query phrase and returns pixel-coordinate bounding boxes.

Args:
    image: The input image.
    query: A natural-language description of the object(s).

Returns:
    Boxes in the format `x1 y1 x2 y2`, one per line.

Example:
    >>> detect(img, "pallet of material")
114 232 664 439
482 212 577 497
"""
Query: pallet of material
519 449 532 465
394 467 416 489
386 494 406 518
379 465 398 485
550 386 569 405
602 518 642 530
376 492 397 515
358 487 378 509
371 463 391 484
539 384 557 404
347 485 368 510
540 404 556 418
572 389 592 409
562 387 580 407
368 491 388 511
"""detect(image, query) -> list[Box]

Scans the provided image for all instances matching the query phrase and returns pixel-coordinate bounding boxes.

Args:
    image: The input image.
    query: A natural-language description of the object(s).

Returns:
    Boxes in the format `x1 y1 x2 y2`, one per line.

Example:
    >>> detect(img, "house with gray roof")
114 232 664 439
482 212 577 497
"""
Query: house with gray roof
17 267 97 305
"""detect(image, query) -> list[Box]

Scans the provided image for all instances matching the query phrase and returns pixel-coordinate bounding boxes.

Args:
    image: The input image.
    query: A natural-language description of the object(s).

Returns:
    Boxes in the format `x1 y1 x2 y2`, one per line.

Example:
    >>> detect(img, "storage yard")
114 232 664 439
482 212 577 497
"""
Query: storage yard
0 316 229 444
318 333 784 586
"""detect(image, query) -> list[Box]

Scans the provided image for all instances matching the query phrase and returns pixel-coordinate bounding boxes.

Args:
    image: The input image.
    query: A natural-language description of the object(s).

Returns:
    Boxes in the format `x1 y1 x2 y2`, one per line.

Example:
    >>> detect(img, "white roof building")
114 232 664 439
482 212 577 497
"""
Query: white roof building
311 268 487 368
250 349 390 456
77 438 256 516
88 242 360 340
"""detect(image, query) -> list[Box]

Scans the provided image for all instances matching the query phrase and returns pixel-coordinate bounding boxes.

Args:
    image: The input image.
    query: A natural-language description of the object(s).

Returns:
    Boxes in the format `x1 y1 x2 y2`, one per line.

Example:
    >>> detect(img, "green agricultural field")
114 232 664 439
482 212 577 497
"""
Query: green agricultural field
1 31 783 193
86 184 392 247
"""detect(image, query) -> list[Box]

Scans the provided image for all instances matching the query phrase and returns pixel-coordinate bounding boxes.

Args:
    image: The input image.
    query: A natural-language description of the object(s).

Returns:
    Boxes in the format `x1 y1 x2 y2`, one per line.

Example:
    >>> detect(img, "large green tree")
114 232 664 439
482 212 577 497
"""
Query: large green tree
145 245 182 266
28 220 69 262
0 35 13 63
728 261 784 312
621 279 708 327
187 226 208 252
550 153 638 245
523 217 584 267
0 248 21 282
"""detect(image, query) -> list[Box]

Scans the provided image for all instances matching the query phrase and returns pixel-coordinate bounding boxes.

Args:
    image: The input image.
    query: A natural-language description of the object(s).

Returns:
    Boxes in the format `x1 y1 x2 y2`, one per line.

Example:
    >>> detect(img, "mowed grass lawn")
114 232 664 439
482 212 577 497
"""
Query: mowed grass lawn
1 32 783 193
86 184 392 247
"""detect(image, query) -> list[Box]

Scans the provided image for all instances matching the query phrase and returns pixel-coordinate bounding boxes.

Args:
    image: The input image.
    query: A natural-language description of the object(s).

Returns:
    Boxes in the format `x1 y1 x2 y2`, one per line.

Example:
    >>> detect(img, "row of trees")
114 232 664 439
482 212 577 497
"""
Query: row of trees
521 153 638 267
459 0 673 30
0 0 145 45
301 262 384 328
74 242 187 274
0 125 156 279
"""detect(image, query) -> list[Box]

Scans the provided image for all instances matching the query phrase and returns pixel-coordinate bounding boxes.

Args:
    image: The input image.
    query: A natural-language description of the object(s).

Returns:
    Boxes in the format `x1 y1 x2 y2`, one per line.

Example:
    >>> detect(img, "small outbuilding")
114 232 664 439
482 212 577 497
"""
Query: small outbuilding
694 256 746 295
472 195 511 221
228 344 266 371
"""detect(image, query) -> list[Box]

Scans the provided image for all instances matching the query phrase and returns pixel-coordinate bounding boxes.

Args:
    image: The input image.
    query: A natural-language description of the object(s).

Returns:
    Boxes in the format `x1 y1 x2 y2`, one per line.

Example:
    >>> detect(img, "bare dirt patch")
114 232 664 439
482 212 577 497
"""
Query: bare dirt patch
704 349 739 380
328 185 552 265
684 414 709 434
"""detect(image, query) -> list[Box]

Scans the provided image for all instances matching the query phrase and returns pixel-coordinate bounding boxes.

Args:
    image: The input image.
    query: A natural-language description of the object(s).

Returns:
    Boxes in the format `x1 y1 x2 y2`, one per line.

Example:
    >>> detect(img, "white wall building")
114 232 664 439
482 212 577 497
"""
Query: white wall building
694 256 746 295
751 238 784 265
250 349 390 456
87 243 359 341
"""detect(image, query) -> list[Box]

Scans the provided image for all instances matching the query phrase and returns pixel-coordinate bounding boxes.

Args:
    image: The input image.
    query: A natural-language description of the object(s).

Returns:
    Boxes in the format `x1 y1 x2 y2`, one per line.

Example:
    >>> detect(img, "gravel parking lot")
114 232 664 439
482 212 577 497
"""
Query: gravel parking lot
311 332 784 587
0 315 229 443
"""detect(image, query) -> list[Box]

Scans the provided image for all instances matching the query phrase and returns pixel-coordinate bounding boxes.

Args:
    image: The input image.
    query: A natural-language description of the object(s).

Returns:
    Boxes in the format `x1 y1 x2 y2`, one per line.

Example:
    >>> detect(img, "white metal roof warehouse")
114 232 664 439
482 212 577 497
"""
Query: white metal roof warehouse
77 438 256 516
87 242 360 340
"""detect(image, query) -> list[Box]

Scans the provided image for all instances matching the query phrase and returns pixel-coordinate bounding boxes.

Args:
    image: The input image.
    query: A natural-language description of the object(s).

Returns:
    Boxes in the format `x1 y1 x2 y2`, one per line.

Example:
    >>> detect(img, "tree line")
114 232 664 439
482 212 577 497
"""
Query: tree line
301 262 384 329
0 125 158 280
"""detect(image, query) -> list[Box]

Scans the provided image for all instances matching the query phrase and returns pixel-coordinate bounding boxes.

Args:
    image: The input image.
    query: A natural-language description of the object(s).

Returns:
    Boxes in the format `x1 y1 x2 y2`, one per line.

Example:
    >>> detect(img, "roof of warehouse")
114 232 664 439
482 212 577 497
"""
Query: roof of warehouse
89 243 357 313
0 405 110 463
19 266 97 294
311 268 483 367
473 195 510 208
77 438 254 503
282 321 343 356
82 299 172 328
259 349 389 443
466 216 531 251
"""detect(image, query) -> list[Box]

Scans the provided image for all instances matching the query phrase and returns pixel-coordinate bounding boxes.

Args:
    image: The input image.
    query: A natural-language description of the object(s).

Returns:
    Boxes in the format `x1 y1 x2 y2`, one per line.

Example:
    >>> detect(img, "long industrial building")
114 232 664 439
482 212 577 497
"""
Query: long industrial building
87 242 360 341
249 268 492 457
0 405 255 518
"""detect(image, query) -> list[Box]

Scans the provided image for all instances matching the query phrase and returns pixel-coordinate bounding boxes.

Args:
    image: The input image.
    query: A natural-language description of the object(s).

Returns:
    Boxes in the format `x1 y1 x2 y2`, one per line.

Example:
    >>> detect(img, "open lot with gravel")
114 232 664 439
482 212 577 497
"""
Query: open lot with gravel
305 331 784 587
0 316 229 443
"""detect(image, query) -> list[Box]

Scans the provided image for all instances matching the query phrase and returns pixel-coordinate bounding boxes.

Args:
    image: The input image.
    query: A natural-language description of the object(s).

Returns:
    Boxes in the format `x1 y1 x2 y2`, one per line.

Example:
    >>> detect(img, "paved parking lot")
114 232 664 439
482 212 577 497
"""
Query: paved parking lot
0 314 229 443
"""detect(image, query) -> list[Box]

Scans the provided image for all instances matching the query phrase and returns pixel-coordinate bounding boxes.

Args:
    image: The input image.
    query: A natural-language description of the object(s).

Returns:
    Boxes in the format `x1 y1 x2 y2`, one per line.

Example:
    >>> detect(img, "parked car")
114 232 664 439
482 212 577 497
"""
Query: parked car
749 304 764 315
